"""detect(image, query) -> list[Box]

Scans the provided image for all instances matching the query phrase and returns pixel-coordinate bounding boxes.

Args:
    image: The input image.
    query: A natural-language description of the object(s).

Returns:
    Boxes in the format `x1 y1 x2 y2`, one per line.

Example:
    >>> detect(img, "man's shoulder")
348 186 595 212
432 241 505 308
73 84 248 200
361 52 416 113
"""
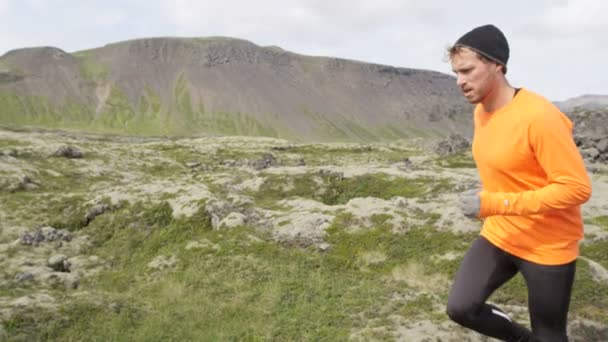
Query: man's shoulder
518 88 556 109
518 88 573 129
517 88 564 118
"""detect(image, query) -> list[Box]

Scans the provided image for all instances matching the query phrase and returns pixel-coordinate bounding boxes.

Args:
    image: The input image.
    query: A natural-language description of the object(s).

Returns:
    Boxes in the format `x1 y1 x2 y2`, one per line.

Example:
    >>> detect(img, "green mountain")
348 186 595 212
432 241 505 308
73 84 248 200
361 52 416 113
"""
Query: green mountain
0 37 472 141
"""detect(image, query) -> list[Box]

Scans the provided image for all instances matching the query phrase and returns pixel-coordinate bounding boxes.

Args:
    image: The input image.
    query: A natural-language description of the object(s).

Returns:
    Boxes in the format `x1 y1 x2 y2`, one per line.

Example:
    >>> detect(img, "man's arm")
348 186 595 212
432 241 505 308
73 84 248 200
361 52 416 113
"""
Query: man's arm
478 108 591 217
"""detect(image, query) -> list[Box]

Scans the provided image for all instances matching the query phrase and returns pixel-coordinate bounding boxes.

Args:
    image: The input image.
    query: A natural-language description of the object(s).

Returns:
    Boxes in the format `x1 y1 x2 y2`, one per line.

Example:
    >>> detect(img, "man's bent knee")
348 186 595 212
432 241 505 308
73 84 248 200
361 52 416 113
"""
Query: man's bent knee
446 300 479 326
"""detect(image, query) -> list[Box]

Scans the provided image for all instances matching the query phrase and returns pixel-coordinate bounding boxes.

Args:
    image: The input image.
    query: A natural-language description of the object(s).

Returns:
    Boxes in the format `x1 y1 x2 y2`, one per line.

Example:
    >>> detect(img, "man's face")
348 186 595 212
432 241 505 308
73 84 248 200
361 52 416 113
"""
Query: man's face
450 48 501 104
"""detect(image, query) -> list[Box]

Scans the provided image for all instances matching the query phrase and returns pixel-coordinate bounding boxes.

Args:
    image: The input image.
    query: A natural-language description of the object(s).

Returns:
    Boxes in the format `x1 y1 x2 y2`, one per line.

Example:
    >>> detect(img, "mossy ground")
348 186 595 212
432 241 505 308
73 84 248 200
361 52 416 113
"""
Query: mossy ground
1 131 606 341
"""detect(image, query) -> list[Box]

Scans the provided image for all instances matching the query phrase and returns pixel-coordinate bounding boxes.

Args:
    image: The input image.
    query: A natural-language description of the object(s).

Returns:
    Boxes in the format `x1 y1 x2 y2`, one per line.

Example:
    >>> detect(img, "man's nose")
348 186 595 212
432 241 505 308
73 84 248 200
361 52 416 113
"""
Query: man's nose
456 74 466 88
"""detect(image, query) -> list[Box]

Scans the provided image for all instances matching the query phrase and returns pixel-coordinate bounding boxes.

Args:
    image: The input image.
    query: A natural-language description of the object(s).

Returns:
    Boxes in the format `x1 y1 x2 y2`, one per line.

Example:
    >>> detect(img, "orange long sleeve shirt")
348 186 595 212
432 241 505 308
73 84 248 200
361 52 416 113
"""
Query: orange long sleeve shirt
473 88 592 265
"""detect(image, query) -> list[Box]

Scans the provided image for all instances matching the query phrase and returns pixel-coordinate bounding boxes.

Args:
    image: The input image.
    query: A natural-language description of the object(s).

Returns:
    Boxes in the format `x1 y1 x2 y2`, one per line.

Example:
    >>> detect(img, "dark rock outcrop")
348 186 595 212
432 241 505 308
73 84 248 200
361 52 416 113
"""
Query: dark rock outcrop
569 108 608 163
54 145 83 159
434 134 470 156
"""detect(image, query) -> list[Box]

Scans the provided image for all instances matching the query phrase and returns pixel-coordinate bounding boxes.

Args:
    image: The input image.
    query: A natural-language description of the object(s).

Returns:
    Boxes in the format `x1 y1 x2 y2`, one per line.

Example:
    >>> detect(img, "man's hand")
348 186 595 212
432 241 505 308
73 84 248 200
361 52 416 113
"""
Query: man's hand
459 189 481 218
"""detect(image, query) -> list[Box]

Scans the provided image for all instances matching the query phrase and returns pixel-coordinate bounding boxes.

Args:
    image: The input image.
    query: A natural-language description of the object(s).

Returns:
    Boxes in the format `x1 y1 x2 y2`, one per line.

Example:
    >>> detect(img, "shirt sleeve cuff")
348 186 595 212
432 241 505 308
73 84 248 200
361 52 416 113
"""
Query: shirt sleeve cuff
478 190 494 217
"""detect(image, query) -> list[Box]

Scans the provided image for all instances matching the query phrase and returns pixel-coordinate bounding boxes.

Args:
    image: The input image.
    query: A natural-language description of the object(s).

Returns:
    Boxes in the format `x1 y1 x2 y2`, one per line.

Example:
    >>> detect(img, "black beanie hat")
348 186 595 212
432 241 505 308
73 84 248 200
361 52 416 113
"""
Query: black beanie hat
455 24 509 67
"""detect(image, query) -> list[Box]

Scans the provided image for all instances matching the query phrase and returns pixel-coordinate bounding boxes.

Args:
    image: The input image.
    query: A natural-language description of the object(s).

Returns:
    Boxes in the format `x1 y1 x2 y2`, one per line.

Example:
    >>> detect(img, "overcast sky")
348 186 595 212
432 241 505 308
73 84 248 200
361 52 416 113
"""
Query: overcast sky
1 0 606 101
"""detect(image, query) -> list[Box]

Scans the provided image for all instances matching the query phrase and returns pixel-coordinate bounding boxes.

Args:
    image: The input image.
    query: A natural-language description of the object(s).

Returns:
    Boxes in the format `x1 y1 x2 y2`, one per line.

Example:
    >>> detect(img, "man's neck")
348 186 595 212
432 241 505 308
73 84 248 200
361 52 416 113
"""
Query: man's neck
480 79 515 113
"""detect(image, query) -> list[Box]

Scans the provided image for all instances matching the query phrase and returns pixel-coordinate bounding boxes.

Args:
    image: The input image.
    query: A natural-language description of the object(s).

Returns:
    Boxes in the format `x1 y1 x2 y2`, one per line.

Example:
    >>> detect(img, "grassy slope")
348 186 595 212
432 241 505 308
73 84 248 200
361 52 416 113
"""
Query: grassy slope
0 50 439 142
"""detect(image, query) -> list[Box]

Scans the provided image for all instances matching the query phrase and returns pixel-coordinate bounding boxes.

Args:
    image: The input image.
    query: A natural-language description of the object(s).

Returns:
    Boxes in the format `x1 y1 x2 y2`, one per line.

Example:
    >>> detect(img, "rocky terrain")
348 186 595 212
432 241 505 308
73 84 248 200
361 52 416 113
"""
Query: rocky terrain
1 127 607 341
568 107 608 164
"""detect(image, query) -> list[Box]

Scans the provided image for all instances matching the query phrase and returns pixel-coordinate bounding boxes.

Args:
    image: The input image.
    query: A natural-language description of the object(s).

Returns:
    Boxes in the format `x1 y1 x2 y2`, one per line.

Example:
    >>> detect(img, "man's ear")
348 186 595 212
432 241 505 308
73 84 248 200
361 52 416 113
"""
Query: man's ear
494 63 504 73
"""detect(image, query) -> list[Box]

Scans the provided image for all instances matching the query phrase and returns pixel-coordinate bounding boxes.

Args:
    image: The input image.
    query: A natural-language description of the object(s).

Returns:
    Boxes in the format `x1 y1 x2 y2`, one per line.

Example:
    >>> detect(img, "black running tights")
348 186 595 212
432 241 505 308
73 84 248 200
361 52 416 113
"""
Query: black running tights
446 236 576 342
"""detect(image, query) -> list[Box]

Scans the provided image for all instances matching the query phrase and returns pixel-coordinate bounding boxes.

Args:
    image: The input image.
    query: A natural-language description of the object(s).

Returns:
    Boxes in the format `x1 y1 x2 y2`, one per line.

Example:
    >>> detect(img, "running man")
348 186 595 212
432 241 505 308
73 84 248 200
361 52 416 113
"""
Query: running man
445 24 592 342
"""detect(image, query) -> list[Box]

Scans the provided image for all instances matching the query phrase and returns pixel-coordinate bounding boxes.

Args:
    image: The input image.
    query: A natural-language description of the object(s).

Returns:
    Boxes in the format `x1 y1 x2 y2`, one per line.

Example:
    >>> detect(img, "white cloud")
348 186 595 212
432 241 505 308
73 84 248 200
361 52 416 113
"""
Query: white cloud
90 8 126 26
0 0 606 100
160 0 448 68
539 0 608 35
0 0 8 14
25 0 47 11
163 0 445 39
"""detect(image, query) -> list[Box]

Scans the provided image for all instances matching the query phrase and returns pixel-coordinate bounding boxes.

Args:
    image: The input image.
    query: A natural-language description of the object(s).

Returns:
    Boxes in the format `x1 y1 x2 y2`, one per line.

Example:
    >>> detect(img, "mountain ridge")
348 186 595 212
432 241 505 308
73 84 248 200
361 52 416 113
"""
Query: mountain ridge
0 36 472 141
554 94 608 112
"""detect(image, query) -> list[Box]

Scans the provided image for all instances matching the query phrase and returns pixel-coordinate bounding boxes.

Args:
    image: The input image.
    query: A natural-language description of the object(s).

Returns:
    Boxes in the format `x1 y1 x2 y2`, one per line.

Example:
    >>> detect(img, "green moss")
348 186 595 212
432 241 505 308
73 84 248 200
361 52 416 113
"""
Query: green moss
375 125 408 140
174 73 196 133
302 109 352 141
374 124 435 140
4 193 605 340
1 190 91 230
0 59 10 69
213 147 263 162
0 90 101 135
273 143 418 166
85 201 210 263
0 81 429 142
437 151 476 168
253 172 454 208
571 259 608 322
0 91 64 126
398 294 436 318
170 74 283 138
3 134 606 341
581 237 608 270
343 121 377 142
9 206 382 340
45 195 89 231
0 138 28 149
135 86 165 133
4 299 145 341
151 143 199 165
0 60 25 84
326 219 475 275
14 149 112 193
142 201 174 228
75 51 109 81
143 86 162 114
370 213 393 230
0 84 283 138
586 215 608 229
96 86 137 130
199 111 280 138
